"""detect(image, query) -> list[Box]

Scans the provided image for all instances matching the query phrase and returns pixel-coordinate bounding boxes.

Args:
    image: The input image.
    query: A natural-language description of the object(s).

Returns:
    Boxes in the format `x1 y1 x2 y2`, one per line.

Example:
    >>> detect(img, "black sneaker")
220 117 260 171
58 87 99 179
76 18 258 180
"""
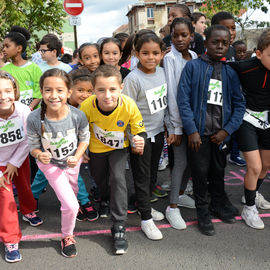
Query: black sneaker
209 206 236 224
76 206 87 221
198 215 215 236
82 202 99 221
111 225 128 255
99 201 110 218
61 236 77 258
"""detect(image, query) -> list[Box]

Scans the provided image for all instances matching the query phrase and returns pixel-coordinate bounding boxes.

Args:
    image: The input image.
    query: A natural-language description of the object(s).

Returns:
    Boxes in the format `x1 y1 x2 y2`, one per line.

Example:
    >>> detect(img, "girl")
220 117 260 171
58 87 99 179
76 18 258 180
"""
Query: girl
77 43 100 73
1 26 42 110
163 18 197 230
30 69 99 222
27 69 90 258
100 38 130 80
229 29 270 229
0 71 42 263
192 12 207 38
123 33 172 240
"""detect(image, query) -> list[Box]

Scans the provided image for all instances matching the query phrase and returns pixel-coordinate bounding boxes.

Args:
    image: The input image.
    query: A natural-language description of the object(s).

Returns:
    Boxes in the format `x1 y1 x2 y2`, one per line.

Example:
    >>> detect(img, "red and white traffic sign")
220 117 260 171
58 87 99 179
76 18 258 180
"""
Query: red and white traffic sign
63 0 84 16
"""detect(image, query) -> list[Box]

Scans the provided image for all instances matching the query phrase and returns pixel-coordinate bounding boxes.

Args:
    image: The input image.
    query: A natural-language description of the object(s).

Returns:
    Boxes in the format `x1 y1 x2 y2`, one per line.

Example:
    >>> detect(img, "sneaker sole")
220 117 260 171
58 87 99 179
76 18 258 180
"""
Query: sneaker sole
177 203 196 209
228 159 246 167
100 214 109 218
152 192 168 198
22 216 43 227
115 248 128 255
150 198 158 203
5 255 22 263
61 251 77 258
87 214 99 222
127 210 138 214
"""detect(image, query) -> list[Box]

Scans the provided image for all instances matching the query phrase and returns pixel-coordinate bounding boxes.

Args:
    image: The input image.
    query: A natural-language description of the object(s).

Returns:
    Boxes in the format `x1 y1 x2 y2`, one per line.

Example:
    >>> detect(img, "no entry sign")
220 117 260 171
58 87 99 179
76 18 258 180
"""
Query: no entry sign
63 0 84 16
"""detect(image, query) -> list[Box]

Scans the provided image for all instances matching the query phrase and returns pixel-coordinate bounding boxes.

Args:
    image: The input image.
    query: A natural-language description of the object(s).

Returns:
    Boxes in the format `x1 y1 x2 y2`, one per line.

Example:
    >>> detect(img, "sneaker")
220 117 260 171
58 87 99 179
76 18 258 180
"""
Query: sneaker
150 193 158 203
241 205 264 229
184 179 193 195
4 243 22 263
177 194 196 209
128 202 138 214
82 202 99 221
141 219 163 240
228 155 246 166
99 201 110 218
158 157 168 171
111 225 128 255
151 208 164 221
152 185 168 198
161 180 171 191
76 206 87 221
61 236 77 258
22 212 43 226
165 206 186 230
241 192 270 210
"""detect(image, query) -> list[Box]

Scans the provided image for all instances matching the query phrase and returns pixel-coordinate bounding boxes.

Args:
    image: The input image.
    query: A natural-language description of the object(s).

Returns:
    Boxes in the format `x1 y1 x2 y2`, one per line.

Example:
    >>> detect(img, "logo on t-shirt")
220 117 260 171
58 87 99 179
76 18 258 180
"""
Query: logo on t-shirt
117 120 124 127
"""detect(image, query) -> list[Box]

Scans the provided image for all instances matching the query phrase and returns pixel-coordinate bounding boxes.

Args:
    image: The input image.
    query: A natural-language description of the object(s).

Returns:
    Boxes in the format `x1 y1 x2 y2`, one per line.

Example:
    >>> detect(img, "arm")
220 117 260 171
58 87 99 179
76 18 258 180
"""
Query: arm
123 73 139 102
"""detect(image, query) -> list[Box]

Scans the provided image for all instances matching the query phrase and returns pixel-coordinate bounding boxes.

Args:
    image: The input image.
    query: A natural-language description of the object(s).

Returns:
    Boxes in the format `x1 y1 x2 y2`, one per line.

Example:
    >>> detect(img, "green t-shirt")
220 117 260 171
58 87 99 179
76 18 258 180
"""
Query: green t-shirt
1 62 42 106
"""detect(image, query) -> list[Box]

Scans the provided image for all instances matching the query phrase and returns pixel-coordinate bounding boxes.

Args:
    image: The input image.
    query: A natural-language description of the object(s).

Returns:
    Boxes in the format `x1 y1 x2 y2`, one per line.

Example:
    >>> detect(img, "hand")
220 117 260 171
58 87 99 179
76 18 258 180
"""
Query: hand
82 153 90 163
174 135 182 146
166 134 176 146
38 152 51 165
188 132 202 152
3 163 18 182
210 130 229 145
0 175 10 191
132 135 145 155
67 156 78 168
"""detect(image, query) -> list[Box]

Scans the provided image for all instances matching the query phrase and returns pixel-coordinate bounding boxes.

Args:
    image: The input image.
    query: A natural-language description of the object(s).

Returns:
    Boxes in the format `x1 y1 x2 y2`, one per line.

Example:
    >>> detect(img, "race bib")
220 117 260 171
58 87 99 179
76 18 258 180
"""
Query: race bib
207 79 223 106
0 118 25 147
93 123 124 149
243 109 270 129
19 89 33 106
41 129 78 160
145 84 167 114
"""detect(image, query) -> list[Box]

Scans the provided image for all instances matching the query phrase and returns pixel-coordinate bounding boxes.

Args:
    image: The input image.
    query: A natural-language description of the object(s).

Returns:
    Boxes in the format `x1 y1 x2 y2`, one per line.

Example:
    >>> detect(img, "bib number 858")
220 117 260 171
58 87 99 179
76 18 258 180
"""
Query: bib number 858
0 129 23 144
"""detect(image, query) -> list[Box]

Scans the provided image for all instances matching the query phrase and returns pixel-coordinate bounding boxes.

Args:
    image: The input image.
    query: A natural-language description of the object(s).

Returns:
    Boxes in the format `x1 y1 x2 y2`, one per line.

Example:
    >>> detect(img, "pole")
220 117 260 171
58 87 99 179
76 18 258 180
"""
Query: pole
74 25 78 49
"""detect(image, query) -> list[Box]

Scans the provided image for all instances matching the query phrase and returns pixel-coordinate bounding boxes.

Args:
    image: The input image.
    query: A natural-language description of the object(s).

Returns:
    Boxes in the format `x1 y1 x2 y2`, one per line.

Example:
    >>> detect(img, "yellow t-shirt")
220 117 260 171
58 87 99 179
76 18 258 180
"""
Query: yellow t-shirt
80 94 145 153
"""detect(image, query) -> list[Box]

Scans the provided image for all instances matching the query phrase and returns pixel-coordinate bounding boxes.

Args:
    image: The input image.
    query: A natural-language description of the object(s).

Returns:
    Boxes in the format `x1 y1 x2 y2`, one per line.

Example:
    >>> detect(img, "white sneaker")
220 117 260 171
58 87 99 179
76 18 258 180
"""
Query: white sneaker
184 179 193 195
165 206 186 230
161 180 171 191
241 205 264 229
141 219 163 240
151 208 164 221
241 192 270 209
177 194 196 209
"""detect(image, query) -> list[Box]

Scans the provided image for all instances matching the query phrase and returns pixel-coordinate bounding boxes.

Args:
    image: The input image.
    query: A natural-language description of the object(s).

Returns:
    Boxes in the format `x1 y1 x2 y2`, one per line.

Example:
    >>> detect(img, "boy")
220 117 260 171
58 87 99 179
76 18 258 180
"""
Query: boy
38 34 72 73
80 65 145 254
211 12 247 167
229 29 270 229
232 40 247 61
178 25 246 236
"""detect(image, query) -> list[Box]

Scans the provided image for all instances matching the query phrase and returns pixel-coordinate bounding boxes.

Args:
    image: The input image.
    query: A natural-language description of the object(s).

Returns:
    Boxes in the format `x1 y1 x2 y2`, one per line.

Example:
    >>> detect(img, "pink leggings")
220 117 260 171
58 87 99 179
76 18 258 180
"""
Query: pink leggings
38 161 81 238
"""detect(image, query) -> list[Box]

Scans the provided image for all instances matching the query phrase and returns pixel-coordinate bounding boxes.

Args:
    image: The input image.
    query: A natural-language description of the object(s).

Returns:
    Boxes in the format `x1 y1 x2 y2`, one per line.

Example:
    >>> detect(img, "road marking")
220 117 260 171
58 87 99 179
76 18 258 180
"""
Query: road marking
21 213 270 241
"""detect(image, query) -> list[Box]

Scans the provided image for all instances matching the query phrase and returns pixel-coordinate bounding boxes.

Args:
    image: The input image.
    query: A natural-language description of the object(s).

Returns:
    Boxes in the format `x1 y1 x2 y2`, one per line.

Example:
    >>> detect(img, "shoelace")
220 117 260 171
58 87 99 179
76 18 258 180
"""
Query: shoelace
5 243 18 252
63 236 76 247
25 212 37 218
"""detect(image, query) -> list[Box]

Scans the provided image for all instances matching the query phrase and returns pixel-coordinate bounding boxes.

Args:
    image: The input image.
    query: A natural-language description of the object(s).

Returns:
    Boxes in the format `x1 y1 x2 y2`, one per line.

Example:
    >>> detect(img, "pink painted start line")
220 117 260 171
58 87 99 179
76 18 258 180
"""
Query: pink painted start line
21 213 270 241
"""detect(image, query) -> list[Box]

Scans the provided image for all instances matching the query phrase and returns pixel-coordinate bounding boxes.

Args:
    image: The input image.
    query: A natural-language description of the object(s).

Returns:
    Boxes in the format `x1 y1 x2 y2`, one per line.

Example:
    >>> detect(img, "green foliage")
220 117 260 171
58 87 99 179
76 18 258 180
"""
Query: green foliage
0 0 66 49
200 0 270 30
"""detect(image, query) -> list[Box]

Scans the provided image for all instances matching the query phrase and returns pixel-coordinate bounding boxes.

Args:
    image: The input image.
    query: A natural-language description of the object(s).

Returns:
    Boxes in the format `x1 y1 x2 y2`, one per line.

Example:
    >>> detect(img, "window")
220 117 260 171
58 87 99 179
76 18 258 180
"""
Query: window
147 7 154 19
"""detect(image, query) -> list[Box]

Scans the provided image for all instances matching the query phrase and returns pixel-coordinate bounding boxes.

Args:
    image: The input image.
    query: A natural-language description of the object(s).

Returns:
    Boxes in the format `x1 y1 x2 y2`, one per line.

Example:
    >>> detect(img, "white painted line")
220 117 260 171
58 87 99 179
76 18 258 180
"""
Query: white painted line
66 3 82 8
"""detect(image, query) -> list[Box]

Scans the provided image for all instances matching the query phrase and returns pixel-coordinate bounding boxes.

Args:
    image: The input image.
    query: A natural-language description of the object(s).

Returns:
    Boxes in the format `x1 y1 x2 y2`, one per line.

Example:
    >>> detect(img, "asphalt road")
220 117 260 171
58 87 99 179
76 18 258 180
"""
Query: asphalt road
1 162 270 270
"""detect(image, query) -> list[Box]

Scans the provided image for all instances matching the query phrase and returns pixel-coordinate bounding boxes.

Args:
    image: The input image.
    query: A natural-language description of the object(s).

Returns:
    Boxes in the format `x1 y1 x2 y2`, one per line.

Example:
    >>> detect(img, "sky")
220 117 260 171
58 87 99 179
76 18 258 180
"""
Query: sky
76 0 138 45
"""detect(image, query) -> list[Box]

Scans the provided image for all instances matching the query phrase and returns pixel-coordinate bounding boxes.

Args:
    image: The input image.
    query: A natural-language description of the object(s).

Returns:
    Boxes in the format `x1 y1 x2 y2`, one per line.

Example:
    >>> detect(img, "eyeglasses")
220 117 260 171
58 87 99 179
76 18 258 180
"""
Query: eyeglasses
38 49 52 54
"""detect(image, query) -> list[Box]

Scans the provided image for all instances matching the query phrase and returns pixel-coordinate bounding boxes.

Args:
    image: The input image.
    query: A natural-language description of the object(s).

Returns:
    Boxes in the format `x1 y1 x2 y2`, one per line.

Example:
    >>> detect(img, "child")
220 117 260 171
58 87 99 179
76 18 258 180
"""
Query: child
77 43 100 72
0 71 42 262
163 17 197 230
192 12 207 38
232 40 247 61
178 25 246 236
38 34 72 73
30 69 98 221
80 65 145 254
100 38 130 80
229 29 270 229
164 4 205 55
1 26 42 110
27 68 90 258
123 33 172 240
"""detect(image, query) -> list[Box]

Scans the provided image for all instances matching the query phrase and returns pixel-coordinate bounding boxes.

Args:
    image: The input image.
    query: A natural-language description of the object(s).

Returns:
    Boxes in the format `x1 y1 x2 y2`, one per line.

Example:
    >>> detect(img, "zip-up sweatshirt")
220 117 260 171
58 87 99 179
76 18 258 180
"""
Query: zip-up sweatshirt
177 57 246 141
228 57 270 111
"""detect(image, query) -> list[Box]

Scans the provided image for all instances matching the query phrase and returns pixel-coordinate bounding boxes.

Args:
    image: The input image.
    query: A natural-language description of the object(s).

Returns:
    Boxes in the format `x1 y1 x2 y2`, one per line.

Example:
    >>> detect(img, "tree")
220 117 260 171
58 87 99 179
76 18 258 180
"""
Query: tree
0 0 66 48
200 0 270 38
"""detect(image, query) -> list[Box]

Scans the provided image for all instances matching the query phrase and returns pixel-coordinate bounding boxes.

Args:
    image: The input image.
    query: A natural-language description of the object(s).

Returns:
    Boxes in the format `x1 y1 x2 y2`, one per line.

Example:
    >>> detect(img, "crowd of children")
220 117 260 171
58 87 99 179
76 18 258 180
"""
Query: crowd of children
0 4 270 264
